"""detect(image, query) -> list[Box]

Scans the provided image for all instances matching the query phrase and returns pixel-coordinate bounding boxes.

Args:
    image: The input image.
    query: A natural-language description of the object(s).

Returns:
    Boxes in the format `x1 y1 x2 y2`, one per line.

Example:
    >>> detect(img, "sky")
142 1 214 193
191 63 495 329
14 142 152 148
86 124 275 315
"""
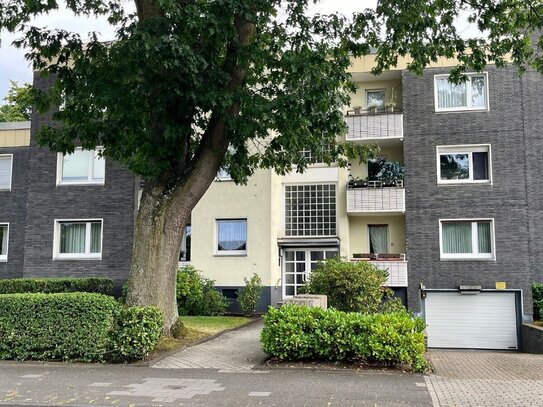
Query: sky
0 0 377 101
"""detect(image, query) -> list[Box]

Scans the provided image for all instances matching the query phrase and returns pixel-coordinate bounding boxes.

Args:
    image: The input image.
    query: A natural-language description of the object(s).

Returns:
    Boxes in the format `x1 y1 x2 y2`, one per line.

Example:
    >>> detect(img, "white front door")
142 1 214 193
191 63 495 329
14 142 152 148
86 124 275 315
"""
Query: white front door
424 291 518 350
283 248 338 297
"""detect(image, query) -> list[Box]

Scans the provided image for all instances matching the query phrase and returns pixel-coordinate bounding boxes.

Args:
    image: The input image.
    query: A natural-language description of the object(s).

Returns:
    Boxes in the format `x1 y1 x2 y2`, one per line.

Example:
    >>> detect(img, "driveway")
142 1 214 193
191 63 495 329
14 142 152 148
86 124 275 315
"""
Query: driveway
426 350 543 406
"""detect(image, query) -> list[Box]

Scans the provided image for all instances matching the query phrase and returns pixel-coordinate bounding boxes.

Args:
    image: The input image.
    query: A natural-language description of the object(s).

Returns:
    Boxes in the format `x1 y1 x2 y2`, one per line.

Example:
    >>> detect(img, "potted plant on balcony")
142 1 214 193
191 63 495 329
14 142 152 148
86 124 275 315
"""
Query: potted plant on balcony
348 176 369 188
368 103 379 114
353 106 362 115
377 161 404 187
385 100 396 113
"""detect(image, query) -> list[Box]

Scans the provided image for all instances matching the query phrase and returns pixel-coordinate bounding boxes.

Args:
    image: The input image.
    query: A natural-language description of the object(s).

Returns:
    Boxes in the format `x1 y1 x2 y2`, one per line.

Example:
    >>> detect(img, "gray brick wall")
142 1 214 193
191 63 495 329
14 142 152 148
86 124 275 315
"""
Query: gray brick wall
23 73 138 287
0 146 29 279
403 66 534 316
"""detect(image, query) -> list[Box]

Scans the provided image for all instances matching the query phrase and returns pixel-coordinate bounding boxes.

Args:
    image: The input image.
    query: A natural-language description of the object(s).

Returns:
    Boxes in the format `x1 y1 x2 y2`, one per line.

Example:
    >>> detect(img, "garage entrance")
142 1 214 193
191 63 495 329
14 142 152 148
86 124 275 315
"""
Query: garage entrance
423 290 520 350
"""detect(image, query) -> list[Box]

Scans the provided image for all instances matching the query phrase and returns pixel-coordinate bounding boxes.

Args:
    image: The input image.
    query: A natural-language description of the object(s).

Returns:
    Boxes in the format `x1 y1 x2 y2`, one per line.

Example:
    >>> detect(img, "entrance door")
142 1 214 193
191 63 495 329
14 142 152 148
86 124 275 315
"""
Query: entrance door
283 248 339 297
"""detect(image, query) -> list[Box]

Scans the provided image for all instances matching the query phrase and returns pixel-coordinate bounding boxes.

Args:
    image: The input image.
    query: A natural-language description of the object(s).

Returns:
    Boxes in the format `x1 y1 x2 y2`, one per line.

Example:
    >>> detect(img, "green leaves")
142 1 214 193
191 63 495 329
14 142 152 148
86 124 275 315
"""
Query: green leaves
0 81 33 122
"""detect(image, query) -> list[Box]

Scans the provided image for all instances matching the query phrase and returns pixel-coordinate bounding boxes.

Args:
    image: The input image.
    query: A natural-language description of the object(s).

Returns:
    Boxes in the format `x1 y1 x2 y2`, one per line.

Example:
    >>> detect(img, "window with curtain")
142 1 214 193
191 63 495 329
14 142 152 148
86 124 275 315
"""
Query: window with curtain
435 74 488 111
56 220 102 259
369 225 388 254
216 219 247 255
59 148 105 184
437 145 491 183
0 155 13 190
179 225 192 261
0 224 8 261
366 90 385 108
440 220 494 259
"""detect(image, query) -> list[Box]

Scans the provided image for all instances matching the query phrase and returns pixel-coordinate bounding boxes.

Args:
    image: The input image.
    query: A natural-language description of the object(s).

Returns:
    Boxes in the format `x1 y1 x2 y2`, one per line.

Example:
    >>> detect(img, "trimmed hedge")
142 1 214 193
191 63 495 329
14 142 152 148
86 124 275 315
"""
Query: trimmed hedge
0 293 163 362
261 305 427 372
0 277 113 296
533 283 543 320
177 266 229 316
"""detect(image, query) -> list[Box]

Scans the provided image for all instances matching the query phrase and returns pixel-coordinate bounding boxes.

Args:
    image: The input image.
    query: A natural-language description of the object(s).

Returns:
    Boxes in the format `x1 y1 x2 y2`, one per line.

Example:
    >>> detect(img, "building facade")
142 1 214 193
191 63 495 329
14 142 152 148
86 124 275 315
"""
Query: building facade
1 55 542 350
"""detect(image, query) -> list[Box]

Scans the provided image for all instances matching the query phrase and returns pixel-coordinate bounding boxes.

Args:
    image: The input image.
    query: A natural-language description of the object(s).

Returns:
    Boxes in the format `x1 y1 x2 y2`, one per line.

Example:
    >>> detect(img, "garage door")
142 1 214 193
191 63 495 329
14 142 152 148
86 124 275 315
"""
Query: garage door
424 291 518 350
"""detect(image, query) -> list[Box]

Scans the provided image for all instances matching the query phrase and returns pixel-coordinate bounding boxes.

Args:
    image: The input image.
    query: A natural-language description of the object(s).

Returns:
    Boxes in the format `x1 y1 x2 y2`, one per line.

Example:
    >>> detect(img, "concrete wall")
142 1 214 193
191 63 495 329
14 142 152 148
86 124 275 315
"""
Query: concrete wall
403 65 533 316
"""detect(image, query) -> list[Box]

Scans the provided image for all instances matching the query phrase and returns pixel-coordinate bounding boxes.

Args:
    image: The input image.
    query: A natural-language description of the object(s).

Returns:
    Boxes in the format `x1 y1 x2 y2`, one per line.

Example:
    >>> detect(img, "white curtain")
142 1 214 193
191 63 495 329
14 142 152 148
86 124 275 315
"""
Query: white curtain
218 220 246 250
437 78 467 109
369 226 388 253
62 150 89 181
477 222 491 253
0 156 11 189
442 222 472 253
0 225 7 255
93 151 105 180
90 222 102 253
471 76 486 108
60 223 86 253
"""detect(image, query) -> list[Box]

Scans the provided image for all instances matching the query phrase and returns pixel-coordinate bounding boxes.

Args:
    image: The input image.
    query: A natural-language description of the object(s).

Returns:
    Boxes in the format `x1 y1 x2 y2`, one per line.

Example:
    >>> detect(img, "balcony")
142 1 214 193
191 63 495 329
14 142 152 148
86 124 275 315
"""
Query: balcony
347 181 405 214
345 109 403 142
351 254 408 287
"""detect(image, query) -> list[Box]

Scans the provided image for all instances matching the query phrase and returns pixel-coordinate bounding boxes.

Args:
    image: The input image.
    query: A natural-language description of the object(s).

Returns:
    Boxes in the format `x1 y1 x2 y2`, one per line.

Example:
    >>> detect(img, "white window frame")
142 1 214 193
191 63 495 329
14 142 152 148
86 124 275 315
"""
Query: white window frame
214 218 247 256
283 183 338 238
436 144 492 185
53 219 103 260
215 167 233 181
0 154 13 191
434 73 489 112
56 148 105 186
0 223 9 262
439 218 495 261
365 89 386 108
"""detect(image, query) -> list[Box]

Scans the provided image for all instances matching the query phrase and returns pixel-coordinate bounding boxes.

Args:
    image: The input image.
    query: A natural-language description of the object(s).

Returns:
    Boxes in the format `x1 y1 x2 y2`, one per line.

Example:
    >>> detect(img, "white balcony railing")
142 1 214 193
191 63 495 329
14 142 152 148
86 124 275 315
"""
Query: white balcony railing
347 187 405 214
345 111 403 141
351 257 408 287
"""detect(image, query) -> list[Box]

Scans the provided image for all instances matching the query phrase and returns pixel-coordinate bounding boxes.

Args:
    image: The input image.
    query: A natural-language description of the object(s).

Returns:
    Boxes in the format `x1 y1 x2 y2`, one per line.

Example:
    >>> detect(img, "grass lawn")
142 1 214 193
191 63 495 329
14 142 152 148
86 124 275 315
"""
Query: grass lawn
155 316 254 354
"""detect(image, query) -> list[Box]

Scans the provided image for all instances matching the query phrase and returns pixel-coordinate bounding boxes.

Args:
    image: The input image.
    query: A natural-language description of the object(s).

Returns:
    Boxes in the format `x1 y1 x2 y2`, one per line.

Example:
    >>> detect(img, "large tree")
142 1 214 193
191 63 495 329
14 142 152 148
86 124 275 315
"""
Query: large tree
1 0 543 332
0 81 33 122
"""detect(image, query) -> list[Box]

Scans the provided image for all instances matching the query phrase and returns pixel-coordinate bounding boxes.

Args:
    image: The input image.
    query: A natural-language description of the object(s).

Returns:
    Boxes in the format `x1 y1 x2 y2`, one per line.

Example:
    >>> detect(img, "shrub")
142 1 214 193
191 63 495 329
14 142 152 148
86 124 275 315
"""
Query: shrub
108 306 163 362
0 277 113 295
0 293 118 362
380 296 408 314
261 305 427 372
238 273 263 316
177 266 228 316
305 258 388 313
0 293 163 363
533 283 543 320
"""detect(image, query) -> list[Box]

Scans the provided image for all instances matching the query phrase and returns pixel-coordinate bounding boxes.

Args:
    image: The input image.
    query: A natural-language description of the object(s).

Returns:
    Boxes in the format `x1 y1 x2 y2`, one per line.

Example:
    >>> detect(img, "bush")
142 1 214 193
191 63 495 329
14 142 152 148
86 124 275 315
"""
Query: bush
380 295 408 314
533 283 543 320
305 258 388 313
177 266 228 316
238 273 263 316
0 293 118 362
108 306 163 362
0 293 163 363
261 305 427 372
0 277 113 296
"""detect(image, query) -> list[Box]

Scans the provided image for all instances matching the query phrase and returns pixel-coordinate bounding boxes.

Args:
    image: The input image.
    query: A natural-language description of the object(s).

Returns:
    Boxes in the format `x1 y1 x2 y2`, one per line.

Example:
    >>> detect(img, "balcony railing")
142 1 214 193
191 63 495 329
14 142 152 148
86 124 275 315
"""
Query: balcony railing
347 182 405 214
351 254 408 287
345 109 403 141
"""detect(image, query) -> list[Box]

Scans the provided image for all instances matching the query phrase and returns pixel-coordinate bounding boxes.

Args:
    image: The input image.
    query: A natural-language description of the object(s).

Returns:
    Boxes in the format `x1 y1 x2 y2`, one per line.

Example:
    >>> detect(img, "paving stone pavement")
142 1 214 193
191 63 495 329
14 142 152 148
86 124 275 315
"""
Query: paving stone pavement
425 350 543 407
152 320 267 371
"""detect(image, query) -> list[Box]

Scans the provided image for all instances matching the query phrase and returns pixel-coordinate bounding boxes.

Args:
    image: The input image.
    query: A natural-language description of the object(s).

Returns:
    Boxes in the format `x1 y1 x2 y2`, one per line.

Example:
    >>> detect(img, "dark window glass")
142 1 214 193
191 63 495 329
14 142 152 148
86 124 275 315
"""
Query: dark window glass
473 152 489 180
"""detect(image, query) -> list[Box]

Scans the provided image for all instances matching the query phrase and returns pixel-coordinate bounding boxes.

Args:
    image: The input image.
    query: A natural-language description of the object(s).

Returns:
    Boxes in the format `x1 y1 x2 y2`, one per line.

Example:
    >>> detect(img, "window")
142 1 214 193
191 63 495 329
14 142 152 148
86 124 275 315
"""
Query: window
0 154 13 191
0 224 8 262
57 148 105 185
285 184 336 237
179 225 192 262
283 248 338 296
299 144 332 164
439 219 494 260
366 89 385 108
369 225 388 254
437 145 491 184
216 219 247 255
54 220 102 259
435 73 488 111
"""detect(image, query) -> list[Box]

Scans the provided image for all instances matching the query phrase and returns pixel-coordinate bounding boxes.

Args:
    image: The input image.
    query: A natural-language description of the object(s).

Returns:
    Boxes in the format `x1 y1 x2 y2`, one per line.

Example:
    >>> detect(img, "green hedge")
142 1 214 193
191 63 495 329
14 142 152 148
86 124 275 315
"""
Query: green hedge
261 305 427 372
0 277 113 295
533 283 543 320
0 293 162 362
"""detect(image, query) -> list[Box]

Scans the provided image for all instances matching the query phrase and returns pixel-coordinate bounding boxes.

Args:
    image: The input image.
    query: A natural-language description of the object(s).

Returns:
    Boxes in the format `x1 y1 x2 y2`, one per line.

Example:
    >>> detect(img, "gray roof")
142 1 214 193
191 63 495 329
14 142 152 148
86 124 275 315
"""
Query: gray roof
0 121 31 130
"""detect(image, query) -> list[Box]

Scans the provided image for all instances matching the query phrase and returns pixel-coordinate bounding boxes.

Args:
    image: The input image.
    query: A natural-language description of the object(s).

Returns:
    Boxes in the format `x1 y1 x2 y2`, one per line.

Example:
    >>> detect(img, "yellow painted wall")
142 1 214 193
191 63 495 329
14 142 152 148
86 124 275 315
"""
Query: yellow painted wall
349 79 403 110
348 215 406 256
348 54 483 74
349 145 403 180
189 169 275 286
0 129 30 147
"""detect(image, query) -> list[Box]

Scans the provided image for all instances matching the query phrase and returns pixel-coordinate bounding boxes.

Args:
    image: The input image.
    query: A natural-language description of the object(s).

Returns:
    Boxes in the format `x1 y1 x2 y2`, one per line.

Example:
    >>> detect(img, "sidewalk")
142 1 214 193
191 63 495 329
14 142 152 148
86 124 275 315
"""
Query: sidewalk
152 319 267 371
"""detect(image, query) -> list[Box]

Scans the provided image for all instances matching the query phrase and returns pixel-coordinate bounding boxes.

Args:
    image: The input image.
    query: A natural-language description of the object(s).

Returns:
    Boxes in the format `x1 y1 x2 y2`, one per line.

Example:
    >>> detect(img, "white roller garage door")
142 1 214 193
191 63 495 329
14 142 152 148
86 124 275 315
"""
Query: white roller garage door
424 291 518 350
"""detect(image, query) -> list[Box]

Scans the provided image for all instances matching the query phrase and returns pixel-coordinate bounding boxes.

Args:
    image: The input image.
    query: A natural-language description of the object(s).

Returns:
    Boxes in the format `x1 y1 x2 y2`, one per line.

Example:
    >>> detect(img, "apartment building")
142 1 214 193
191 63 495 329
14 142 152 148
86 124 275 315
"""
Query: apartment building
1 55 542 350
